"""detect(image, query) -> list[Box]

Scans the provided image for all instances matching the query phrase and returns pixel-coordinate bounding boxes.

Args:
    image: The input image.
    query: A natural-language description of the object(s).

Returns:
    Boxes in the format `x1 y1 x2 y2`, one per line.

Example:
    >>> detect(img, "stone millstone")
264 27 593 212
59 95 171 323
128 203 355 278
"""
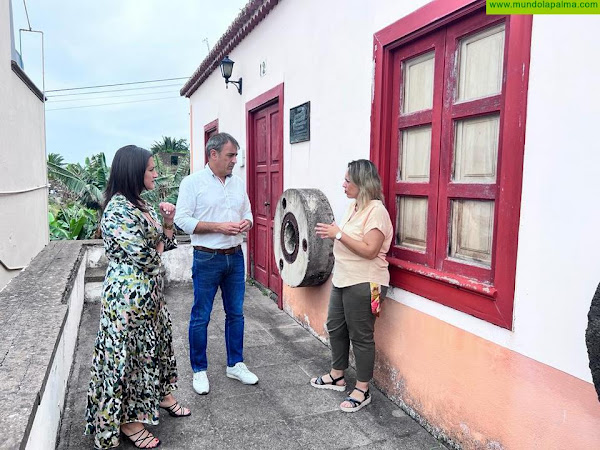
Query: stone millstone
273 189 335 287
586 282 600 401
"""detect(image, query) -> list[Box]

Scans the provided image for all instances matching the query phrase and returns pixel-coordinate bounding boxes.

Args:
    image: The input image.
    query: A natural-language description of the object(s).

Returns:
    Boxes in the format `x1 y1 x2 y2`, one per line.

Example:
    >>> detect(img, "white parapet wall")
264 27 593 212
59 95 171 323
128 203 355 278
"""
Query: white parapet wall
25 254 86 450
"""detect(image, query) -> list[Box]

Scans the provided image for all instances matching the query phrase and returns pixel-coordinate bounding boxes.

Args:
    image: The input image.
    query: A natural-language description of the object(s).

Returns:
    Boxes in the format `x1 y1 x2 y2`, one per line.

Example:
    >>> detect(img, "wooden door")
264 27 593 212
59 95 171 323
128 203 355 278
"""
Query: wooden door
249 100 282 302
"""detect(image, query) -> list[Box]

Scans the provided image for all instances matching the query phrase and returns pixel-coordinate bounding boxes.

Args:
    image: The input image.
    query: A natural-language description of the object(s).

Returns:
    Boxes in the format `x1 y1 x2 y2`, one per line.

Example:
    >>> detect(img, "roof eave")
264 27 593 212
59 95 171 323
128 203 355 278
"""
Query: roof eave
180 0 281 98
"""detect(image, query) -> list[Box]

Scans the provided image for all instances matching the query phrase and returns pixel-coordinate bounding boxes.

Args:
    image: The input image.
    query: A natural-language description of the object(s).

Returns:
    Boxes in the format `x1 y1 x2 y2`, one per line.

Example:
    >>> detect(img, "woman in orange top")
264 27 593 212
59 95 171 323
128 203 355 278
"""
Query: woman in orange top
310 159 393 412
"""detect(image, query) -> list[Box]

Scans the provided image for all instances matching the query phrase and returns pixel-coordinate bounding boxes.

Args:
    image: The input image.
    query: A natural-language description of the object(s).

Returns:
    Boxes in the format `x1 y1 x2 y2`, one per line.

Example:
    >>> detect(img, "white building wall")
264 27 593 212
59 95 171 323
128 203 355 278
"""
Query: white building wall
188 0 598 382
0 0 48 290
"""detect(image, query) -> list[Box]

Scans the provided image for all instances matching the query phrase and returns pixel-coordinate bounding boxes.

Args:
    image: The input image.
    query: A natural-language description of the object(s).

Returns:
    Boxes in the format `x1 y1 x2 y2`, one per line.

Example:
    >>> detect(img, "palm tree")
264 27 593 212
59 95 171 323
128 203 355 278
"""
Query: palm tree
150 136 189 155
48 152 65 166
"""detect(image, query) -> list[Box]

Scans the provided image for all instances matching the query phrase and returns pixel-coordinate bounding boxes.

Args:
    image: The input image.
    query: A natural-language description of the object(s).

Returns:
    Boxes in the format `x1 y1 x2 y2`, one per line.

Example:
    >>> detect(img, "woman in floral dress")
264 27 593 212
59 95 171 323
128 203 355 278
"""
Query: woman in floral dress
85 145 190 449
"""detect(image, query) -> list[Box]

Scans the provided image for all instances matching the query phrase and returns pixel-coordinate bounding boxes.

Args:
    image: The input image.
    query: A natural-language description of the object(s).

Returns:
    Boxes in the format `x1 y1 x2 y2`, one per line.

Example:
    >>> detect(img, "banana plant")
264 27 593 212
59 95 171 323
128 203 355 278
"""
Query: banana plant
48 203 97 240
47 152 108 211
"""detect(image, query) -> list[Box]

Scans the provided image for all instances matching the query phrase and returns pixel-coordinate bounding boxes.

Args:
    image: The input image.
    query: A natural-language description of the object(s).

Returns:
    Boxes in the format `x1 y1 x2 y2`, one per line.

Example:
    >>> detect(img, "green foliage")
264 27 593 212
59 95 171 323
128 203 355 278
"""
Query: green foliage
48 142 189 239
142 153 190 213
48 202 98 240
47 152 108 210
150 136 189 155
47 152 108 240
47 152 65 166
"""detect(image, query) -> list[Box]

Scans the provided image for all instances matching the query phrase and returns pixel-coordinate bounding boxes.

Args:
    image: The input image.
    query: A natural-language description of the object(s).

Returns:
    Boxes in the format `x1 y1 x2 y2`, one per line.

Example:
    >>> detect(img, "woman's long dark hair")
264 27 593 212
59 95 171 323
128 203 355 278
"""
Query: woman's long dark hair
103 145 152 211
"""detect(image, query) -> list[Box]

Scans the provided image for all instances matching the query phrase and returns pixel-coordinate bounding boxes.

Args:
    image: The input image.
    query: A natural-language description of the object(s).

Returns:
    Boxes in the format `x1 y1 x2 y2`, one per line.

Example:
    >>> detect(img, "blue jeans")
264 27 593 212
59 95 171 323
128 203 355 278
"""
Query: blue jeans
190 248 245 372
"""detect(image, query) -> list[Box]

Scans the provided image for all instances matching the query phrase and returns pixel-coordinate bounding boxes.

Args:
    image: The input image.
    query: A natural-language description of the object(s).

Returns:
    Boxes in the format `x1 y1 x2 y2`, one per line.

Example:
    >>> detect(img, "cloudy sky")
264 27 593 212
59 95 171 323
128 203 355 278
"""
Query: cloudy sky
12 0 248 164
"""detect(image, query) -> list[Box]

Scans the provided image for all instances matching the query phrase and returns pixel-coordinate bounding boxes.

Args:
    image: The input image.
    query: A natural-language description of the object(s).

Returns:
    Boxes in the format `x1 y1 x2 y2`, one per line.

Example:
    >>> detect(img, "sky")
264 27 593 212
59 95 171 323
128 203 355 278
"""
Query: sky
11 0 249 164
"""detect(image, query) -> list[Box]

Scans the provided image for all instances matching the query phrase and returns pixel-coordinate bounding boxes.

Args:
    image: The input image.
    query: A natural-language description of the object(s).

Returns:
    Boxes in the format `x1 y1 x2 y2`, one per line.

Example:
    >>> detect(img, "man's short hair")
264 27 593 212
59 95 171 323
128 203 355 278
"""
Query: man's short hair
205 132 240 160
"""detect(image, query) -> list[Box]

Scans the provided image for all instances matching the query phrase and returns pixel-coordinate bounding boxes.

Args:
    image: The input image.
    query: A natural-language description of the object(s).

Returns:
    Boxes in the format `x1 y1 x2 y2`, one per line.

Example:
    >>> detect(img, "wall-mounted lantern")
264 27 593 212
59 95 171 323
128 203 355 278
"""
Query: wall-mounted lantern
220 55 242 95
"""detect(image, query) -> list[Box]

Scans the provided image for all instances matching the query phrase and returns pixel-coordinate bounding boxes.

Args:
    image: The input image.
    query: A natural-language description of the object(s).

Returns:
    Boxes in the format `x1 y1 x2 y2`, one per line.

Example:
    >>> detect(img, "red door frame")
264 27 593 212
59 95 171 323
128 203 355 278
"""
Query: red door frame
204 119 219 165
246 83 284 308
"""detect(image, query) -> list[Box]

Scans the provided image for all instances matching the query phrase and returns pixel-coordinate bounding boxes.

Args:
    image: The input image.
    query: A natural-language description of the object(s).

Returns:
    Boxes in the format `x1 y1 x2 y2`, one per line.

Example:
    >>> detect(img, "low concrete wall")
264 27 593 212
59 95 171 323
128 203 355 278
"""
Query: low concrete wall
162 243 193 282
0 241 86 450
26 256 86 450
83 238 196 283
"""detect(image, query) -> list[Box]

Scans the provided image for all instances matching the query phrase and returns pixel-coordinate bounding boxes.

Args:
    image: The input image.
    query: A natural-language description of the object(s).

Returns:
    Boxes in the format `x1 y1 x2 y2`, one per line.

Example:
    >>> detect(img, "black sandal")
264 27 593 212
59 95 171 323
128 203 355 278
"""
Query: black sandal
122 427 161 449
310 372 347 391
340 387 371 412
160 401 191 418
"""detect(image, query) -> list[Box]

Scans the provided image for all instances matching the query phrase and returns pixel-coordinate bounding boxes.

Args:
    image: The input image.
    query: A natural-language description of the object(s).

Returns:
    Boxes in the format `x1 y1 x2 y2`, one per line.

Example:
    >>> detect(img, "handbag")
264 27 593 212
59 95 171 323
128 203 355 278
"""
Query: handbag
370 283 383 317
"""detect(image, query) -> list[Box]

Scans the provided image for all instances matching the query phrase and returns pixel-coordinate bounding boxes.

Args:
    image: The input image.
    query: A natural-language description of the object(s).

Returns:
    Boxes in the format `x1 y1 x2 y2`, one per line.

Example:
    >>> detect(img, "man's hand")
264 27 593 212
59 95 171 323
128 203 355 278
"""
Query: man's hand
239 219 252 233
219 222 242 235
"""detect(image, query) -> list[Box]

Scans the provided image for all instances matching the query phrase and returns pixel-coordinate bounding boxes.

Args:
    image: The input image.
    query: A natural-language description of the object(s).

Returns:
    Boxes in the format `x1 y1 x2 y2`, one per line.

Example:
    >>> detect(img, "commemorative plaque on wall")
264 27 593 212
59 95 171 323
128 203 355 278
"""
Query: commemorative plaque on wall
290 101 310 144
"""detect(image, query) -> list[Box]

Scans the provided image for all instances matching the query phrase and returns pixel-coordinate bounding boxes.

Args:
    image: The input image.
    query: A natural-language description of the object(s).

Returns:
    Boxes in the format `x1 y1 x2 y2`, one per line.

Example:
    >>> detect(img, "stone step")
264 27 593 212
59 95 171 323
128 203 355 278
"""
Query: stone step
84 281 103 303
85 266 106 283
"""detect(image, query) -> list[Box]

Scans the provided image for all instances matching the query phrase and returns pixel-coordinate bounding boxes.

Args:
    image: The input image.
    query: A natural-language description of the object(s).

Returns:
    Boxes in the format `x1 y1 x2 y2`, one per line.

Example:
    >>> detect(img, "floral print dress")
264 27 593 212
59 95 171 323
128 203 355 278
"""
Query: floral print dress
85 194 178 449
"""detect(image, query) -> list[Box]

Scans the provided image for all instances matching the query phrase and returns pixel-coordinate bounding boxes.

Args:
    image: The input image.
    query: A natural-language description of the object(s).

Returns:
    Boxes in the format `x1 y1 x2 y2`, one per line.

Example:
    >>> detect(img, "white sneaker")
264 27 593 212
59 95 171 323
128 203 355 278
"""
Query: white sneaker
226 362 258 385
193 371 209 395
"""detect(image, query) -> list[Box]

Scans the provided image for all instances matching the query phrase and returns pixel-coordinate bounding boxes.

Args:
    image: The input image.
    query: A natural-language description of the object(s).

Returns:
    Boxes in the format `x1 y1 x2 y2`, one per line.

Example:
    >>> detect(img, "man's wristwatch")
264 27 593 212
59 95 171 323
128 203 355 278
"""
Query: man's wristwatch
163 222 174 230
335 231 343 240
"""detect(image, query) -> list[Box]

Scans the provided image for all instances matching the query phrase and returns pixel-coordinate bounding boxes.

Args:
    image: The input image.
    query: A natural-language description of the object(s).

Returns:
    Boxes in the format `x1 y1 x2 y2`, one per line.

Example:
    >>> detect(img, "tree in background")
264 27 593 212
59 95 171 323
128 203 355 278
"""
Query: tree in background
145 136 191 219
142 152 190 215
150 136 189 154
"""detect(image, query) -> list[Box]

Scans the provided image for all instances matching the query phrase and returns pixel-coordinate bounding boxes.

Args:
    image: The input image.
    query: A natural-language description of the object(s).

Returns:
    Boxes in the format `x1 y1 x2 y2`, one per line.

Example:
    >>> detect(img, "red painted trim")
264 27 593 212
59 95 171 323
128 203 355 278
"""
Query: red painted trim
204 118 219 133
245 83 283 112
245 83 284 309
389 257 497 298
374 0 484 48
203 119 219 165
493 14 532 325
370 1 532 329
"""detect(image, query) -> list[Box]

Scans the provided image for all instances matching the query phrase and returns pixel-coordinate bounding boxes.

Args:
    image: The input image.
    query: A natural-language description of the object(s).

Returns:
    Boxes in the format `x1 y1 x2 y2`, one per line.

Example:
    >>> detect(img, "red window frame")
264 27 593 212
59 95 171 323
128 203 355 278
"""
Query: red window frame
370 0 532 329
203 119 219 164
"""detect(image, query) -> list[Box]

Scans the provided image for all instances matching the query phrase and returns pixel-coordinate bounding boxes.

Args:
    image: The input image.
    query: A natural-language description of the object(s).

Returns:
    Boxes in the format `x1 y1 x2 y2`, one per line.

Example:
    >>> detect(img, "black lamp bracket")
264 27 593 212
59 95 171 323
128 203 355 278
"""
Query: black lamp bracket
225 77 242 95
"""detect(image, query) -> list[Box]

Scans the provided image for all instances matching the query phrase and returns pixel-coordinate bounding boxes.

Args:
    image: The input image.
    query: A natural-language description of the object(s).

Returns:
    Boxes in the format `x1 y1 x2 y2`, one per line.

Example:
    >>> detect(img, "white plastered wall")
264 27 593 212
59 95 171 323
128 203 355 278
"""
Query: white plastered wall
187 0 599 382
0 0 48 291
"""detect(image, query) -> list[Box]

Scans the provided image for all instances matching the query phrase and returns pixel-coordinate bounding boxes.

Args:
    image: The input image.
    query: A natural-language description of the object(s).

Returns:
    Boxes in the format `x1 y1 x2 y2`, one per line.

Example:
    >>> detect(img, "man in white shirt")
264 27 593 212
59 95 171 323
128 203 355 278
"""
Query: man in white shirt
175 132 258 395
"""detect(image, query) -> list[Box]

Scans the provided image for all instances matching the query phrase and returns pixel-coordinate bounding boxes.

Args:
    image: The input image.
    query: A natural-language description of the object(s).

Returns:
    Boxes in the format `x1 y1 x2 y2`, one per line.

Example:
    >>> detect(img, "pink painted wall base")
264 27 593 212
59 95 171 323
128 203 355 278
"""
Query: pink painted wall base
283 284 600 449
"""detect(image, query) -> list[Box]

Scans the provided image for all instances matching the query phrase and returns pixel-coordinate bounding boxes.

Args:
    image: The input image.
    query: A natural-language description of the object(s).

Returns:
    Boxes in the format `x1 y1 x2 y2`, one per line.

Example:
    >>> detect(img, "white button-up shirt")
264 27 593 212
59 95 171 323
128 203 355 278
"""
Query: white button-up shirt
175 165 253 249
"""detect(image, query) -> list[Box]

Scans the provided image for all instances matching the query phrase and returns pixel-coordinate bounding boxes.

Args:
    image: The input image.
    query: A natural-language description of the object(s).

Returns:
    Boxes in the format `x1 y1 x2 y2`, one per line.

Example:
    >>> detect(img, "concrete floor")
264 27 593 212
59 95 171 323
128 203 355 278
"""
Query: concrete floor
57 282 447 450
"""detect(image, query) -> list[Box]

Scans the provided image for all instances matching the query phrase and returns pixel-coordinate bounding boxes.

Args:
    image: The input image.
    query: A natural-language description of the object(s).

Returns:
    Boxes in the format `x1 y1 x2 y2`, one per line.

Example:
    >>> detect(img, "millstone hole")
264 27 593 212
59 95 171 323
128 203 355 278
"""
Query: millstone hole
284 221 298 254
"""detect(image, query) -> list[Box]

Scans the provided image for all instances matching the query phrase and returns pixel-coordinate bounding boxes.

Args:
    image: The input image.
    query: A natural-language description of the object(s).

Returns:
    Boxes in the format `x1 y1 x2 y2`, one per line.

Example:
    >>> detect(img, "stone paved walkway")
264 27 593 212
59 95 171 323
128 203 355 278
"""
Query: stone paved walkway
57 282 447 449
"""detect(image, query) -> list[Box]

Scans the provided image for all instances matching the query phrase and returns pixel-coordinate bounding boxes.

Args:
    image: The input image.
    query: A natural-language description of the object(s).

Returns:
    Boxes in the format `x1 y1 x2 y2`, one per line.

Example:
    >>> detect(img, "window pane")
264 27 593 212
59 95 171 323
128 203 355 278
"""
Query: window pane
449 200 494 267
453 114 499 183
457 24 505 102
402 51 434 114
396 196 428 252
399 126 431 182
